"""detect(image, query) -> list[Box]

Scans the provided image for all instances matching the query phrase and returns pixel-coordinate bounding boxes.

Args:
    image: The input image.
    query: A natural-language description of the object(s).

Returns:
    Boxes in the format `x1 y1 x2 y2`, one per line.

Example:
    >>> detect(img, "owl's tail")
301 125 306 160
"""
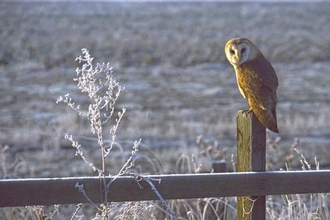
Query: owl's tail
253 107 279 133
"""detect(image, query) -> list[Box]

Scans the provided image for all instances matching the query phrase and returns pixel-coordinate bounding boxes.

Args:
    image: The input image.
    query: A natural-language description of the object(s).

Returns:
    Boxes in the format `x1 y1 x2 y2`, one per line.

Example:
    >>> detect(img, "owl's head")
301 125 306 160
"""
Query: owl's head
224 38 260 67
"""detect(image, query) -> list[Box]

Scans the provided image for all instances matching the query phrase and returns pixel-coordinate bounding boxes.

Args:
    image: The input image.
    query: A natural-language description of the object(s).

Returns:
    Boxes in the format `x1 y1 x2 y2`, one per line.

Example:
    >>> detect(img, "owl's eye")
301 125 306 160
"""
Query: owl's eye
230 49 235 55
241 48 246 54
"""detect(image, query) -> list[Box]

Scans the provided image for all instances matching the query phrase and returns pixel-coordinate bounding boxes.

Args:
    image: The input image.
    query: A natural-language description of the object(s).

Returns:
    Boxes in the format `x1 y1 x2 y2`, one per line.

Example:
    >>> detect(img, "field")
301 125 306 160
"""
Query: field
1 1 330 219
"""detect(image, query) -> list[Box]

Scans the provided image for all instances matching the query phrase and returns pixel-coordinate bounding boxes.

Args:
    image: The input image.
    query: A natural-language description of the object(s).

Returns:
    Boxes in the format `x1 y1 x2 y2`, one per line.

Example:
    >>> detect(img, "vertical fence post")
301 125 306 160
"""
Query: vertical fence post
236 110 266 220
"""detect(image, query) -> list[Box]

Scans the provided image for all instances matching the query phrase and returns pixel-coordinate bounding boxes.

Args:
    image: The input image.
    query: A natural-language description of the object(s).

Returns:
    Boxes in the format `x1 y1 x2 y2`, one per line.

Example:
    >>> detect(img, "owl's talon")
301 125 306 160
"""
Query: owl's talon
241 109 252 116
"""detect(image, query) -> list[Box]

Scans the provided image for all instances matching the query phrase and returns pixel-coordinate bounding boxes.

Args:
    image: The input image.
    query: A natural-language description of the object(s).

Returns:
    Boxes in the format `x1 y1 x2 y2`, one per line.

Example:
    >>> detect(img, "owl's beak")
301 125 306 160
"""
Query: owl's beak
232 52 241 65
235 50 241 62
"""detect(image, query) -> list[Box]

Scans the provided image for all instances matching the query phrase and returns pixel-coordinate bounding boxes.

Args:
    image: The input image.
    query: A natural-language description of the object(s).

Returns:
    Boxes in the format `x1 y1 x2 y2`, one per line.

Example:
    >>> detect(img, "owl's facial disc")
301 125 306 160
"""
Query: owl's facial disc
226 43 250 66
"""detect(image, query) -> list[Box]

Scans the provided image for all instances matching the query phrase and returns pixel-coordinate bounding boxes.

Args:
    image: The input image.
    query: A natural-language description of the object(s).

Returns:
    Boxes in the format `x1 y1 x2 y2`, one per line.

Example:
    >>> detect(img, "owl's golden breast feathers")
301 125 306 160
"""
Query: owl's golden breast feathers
224 37 279 133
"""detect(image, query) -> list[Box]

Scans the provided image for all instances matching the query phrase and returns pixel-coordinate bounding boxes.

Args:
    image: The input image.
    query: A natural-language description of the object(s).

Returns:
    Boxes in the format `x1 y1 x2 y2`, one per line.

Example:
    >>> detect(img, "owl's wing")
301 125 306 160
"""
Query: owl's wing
237 63 279 133
244 55 278 92
237 69 276 110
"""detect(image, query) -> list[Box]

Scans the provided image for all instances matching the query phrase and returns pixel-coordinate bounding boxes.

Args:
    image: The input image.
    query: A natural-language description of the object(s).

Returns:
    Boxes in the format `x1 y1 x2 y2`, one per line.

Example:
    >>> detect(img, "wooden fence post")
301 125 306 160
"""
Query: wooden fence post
236 110 266 220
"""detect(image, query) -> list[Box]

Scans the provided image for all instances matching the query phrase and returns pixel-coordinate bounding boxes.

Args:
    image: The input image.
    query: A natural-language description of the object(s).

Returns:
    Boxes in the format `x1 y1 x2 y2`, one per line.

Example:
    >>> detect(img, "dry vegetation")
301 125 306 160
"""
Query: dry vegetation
1 1 330 219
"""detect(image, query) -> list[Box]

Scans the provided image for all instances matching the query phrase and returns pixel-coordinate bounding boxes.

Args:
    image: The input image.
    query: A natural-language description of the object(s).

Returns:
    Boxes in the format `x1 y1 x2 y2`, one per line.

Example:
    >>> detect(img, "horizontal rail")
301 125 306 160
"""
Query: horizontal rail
1 171 330 207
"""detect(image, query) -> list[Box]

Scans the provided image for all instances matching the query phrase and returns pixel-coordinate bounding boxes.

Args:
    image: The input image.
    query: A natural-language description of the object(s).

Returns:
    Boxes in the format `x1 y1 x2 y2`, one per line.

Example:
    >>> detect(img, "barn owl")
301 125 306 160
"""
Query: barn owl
225 38 279 133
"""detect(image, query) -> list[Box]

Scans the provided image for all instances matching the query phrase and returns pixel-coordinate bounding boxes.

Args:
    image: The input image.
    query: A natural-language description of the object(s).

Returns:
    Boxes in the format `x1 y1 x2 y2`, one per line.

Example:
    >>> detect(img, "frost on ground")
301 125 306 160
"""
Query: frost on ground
1 2 330 176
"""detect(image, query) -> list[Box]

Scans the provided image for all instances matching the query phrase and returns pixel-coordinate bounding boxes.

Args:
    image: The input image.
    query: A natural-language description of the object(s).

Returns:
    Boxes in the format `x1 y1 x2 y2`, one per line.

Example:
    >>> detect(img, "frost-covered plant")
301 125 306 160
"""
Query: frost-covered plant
56 49 141 217
56 49 177 220
57 49 136 176
57 49 177 220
